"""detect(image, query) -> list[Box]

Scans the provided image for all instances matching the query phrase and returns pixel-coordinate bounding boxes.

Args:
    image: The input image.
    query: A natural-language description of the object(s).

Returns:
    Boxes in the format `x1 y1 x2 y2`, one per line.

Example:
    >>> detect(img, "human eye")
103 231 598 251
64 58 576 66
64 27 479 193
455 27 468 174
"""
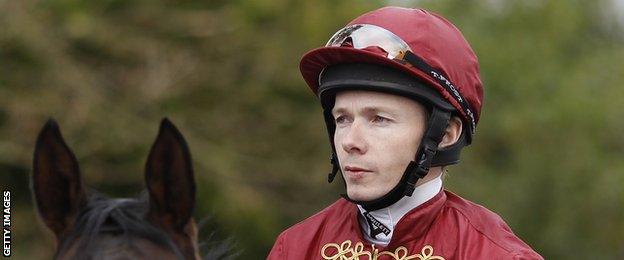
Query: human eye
371 115 392 125
334 115 350 125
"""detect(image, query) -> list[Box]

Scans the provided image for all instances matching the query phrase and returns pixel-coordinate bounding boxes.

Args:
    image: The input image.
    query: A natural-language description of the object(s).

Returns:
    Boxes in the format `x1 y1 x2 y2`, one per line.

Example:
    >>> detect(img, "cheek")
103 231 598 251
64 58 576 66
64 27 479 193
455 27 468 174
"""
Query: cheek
375 129 421 171
380 126 420 153
333 131 345 155
333 130 343 146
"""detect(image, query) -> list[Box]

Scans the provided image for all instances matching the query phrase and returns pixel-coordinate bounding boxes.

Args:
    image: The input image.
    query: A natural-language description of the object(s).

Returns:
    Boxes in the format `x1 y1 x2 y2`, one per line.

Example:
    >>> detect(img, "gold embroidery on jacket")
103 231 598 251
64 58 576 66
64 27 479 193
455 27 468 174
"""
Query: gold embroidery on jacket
321 240 445 260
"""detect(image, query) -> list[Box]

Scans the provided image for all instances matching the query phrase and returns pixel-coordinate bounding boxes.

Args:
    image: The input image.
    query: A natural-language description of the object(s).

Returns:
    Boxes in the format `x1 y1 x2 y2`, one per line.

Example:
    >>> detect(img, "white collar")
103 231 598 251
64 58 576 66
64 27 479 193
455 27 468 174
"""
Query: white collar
357 175 443 246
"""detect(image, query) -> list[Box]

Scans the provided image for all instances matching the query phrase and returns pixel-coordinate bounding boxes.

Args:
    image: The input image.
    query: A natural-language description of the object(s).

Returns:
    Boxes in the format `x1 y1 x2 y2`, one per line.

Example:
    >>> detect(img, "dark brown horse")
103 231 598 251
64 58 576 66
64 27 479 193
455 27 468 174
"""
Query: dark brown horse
32 118 229 259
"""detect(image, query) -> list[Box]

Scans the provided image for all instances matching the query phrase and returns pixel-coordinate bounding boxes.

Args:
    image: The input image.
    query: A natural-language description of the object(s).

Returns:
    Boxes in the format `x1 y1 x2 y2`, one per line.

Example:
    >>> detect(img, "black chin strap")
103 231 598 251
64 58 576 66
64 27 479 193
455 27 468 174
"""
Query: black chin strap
324 109 340 183
328 154 339 183
404 108 450 196
325 107 451 211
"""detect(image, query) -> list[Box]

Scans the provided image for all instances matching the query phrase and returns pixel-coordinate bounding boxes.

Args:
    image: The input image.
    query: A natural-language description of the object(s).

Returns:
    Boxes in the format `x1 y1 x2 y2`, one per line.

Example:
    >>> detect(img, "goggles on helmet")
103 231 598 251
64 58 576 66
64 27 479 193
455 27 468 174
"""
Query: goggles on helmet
324 24 477 138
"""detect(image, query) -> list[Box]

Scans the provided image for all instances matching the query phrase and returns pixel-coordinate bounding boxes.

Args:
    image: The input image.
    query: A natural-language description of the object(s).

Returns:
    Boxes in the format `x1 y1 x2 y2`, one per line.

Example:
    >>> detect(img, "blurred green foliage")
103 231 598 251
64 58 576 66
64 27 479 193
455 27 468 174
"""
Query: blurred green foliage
1 0 623 259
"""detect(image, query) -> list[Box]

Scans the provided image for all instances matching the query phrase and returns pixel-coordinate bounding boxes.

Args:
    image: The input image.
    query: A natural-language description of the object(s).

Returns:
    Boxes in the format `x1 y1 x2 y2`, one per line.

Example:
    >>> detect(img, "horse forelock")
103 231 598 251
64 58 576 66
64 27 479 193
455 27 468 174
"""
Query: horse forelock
54 190 236 260
56 190 185 259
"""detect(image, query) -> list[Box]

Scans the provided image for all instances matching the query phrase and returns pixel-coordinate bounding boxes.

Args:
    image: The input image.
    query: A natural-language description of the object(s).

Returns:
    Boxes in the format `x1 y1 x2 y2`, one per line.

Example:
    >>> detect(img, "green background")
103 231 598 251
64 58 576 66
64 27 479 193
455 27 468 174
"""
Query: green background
1 0 623 259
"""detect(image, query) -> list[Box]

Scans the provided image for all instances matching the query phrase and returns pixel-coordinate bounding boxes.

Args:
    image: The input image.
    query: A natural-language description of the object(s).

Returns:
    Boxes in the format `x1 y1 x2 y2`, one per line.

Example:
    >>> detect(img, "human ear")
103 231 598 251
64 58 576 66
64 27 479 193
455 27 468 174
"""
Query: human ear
439 116 462 148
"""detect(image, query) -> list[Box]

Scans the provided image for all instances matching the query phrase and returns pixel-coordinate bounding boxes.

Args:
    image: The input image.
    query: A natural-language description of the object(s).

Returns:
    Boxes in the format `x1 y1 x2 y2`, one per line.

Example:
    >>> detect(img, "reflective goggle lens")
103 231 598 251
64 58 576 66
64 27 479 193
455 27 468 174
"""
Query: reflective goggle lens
326 24 411 60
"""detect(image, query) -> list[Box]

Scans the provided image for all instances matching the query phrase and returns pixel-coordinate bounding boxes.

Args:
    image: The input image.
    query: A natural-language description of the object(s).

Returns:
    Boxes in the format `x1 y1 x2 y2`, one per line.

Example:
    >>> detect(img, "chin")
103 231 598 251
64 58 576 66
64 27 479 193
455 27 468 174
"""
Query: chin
347 186 384 201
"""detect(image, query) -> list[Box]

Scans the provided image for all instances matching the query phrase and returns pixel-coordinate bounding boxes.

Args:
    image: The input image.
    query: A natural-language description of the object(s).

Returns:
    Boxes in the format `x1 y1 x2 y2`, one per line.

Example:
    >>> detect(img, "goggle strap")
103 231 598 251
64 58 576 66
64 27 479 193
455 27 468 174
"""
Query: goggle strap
403 51 476 138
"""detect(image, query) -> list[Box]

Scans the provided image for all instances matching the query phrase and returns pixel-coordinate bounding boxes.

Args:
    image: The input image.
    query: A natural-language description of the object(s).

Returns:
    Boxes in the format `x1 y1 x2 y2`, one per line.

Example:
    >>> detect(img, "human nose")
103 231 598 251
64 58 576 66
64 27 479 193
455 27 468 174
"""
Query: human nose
339 120 368 155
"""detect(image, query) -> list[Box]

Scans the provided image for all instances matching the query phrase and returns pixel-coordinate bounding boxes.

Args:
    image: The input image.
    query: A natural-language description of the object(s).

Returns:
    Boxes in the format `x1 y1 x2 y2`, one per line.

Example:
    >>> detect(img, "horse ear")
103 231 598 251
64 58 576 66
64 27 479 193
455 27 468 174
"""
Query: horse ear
145 118 196 232
32 119 86 238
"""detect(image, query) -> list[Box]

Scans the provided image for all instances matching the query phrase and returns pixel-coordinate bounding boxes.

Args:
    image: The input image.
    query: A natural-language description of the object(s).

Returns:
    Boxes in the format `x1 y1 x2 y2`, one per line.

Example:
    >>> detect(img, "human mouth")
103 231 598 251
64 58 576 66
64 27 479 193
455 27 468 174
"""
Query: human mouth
344 166 373 180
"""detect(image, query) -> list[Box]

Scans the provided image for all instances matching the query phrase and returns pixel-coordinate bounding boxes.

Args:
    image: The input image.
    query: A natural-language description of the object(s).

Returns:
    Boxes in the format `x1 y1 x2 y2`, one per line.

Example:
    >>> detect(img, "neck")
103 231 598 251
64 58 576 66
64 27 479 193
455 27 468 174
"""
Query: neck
416 166 443 186
357 173 443 246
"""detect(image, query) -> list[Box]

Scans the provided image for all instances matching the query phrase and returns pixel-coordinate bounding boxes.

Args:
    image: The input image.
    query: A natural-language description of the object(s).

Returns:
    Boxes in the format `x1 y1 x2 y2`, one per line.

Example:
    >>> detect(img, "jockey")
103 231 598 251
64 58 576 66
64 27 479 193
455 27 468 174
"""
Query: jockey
268 7 543 260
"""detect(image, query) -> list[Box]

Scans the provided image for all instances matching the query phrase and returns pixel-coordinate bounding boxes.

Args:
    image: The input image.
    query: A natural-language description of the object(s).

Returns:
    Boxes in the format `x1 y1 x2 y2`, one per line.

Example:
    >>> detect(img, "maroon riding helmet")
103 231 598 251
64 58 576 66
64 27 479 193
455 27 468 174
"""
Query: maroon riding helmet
300 7 484 210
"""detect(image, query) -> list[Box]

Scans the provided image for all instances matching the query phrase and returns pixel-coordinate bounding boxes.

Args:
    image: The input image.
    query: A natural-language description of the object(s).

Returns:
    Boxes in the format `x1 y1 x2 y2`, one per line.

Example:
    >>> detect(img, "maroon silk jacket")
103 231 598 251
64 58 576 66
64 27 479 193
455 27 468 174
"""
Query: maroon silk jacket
268 190 542 260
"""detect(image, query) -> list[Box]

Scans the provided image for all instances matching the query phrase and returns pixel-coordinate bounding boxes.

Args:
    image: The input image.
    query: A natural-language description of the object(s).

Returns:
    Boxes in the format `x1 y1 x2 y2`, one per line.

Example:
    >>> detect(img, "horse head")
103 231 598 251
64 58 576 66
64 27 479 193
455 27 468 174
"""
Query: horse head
32 118 200 259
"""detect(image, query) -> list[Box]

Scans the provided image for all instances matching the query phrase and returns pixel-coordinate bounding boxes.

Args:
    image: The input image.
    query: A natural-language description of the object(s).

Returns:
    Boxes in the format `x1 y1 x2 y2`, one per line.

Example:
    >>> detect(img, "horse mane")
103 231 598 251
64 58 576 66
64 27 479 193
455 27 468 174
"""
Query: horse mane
57 189 236 259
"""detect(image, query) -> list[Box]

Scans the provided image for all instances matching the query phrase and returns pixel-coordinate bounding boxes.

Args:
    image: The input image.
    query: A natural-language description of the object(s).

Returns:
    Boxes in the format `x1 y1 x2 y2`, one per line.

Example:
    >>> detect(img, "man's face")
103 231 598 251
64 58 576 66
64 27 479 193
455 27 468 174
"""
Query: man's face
332 90 427 201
